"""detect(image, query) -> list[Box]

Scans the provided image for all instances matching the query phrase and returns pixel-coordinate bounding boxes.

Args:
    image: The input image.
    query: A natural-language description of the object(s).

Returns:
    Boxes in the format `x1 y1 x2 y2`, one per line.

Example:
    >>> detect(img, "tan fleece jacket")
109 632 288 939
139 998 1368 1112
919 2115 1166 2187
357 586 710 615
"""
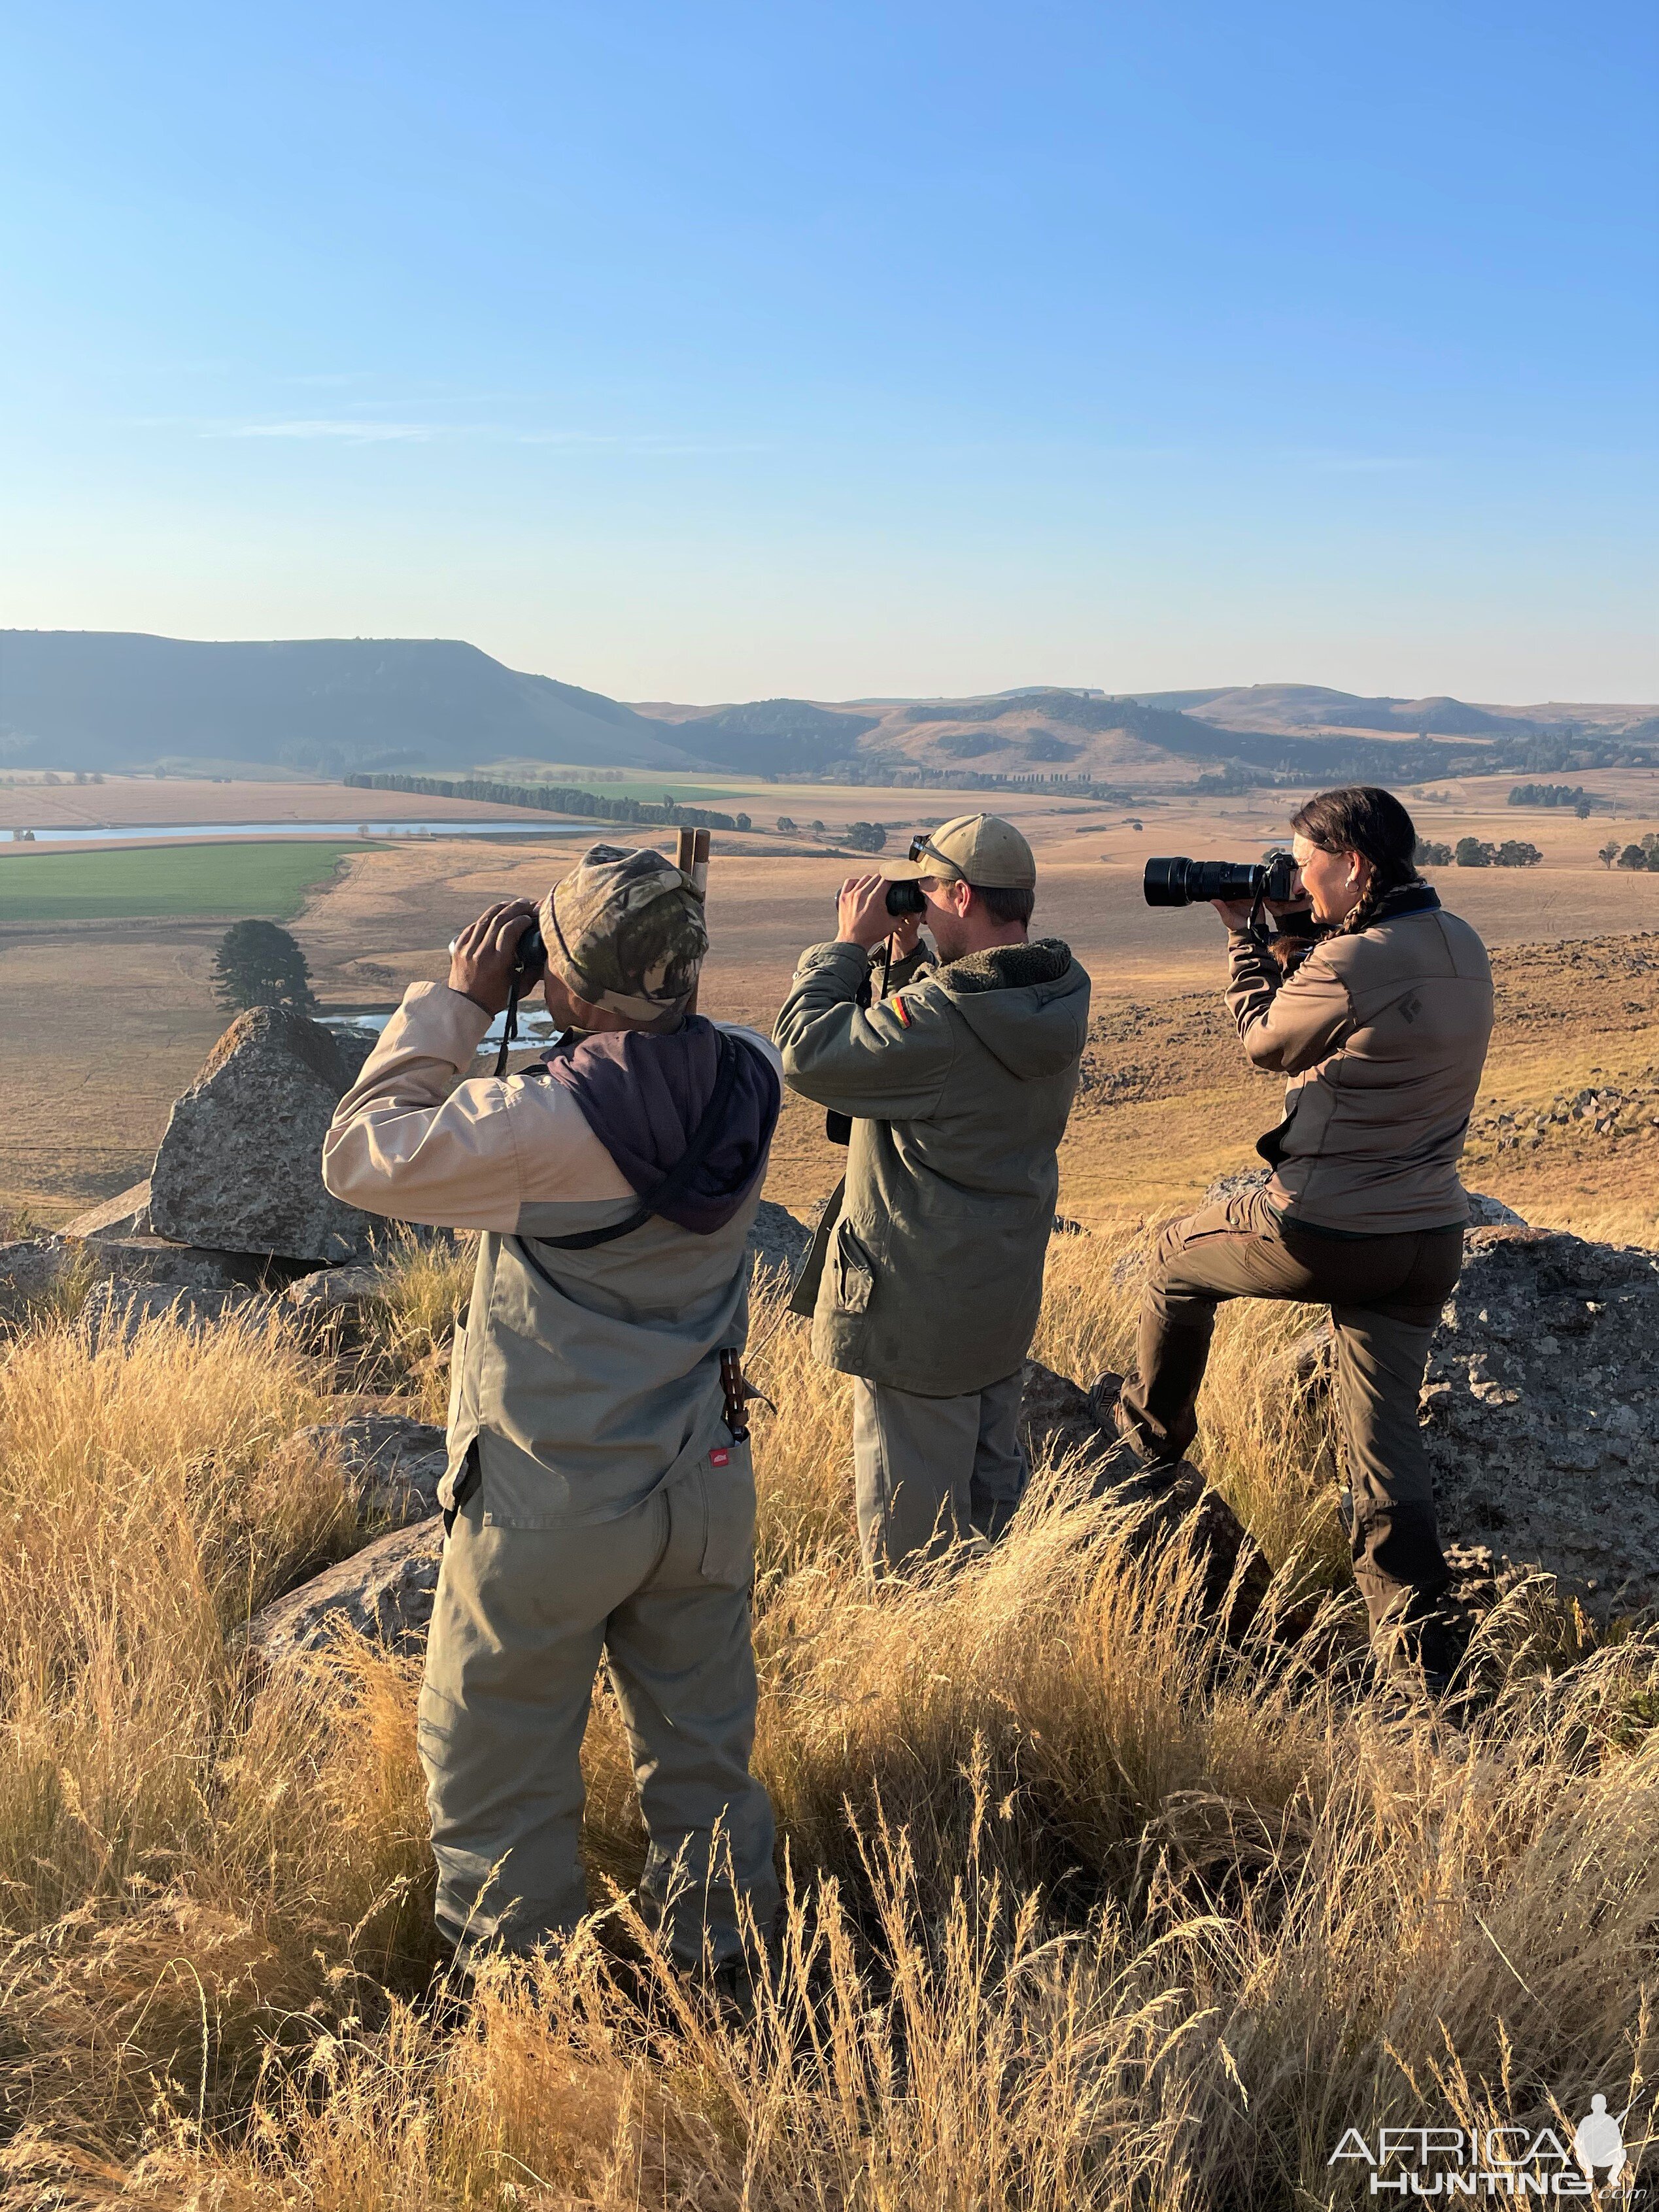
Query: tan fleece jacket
1224 887 1493 1234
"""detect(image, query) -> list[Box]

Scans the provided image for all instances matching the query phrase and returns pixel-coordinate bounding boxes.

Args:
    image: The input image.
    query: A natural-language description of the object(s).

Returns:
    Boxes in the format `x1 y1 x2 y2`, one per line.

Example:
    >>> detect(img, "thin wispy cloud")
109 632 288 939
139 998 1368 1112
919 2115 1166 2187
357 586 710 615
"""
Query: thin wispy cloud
193 418 762 453
211 419 440 442
1287 450 1428 473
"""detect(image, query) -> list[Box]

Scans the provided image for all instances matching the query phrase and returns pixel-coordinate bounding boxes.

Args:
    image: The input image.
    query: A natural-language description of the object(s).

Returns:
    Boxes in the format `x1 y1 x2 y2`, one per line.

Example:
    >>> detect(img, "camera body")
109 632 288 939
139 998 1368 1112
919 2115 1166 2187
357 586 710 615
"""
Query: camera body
1143 849 1299 910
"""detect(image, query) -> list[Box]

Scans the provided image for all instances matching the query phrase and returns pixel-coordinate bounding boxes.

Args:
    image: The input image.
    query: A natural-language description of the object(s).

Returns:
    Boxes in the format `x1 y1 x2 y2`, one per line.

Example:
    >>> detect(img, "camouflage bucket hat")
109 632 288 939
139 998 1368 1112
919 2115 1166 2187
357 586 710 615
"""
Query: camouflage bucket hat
539 843 708 1021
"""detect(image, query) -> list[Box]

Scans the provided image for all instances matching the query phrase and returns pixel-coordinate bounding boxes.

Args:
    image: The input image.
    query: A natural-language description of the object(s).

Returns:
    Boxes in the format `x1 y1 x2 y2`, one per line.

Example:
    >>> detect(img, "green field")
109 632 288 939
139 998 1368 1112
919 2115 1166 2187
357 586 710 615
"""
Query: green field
0 841 353 921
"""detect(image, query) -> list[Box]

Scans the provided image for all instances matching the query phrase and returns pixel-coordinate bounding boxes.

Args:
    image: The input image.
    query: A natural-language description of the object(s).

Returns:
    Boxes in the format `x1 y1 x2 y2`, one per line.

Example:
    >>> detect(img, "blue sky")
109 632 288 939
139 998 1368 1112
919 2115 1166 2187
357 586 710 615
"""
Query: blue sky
3 0 1654 702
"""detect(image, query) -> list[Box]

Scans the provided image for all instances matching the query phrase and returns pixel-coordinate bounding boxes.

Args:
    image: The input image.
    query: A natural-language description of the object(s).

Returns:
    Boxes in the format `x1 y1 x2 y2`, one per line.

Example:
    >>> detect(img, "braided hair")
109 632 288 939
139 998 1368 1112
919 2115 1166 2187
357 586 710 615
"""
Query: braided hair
1290 786 1423 937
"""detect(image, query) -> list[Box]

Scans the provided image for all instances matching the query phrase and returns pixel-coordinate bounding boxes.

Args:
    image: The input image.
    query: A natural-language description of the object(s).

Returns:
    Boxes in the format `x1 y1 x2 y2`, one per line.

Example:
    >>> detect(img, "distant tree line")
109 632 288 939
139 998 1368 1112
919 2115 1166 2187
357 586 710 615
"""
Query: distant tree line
1452 838 1543 868
1599 834 1659 871
1418 836 1544 868
1508 783 1603 814
343 772 745 833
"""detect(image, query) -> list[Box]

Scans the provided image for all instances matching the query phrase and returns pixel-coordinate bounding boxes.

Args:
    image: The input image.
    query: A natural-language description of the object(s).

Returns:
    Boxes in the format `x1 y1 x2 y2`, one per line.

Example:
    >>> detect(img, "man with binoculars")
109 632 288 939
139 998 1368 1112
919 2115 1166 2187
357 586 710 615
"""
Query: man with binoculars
775 815 1091 1574
322 844 781 1973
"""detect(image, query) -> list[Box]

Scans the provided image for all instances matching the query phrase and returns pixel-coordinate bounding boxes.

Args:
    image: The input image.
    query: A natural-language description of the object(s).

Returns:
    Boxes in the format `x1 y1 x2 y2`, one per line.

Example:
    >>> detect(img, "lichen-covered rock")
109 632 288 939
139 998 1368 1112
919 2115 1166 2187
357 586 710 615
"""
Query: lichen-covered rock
279 1414 447 1526
82 1277 267 1345
748 1199 812 1288
283 1259 394 1322
0 1238 70 1319
148 1008 379 1265
63 1180 152 1240
243 1516 444 1663
1422 1227 1659 1614
81 1236 271 1292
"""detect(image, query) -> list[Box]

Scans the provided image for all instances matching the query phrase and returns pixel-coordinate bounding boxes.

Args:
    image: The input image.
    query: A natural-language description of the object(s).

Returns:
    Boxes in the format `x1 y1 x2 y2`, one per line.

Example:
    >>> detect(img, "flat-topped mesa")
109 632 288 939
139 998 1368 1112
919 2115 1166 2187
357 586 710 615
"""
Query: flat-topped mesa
148 1006 380 1267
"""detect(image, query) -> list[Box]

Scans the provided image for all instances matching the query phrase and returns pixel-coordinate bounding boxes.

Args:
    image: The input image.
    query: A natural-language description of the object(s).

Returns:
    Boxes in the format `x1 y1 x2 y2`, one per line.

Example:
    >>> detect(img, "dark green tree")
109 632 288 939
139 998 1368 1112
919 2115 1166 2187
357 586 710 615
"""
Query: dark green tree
1616 844 1650 871
844 821 887 853
1454 836 1491 867
211 919 317 1012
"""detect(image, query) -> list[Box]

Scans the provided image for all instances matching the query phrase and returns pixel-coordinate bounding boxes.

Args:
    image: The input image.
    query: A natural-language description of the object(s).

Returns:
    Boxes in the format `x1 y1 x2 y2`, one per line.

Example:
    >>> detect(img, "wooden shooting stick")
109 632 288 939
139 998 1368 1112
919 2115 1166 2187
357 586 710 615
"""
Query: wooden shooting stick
675 826 711 1015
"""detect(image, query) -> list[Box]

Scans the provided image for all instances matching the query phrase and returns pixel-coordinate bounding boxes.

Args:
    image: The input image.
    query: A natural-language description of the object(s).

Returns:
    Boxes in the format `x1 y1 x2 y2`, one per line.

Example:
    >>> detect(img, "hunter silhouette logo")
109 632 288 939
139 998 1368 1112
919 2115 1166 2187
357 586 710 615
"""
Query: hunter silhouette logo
1575 2097 1630 2189
1330 2096 1644 2196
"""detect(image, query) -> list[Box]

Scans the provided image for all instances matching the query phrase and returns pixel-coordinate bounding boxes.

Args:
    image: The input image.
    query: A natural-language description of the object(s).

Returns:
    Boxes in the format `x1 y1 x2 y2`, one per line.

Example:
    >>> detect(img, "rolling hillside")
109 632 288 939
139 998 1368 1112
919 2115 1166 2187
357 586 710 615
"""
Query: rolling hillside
4 632 1652 787
0 632 702 775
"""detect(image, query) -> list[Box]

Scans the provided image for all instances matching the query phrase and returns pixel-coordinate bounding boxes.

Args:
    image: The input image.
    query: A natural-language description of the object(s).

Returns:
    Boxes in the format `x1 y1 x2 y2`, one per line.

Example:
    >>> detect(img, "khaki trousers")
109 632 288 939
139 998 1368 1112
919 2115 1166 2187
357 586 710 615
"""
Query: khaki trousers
1118 1187 1463 1627
417 1448 778 1964
852 1370 1028 1575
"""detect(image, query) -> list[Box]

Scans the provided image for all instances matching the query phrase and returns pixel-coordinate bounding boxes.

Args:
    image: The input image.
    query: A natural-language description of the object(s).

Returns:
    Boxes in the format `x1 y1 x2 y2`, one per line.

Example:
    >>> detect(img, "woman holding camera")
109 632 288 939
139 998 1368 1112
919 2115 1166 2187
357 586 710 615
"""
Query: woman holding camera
1117 785 1494 1690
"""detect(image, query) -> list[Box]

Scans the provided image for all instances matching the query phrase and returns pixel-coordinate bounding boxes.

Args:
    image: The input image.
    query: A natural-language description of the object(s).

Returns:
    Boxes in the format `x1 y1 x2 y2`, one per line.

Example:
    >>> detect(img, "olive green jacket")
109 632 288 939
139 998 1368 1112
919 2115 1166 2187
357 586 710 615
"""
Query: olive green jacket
774 938 1090 1395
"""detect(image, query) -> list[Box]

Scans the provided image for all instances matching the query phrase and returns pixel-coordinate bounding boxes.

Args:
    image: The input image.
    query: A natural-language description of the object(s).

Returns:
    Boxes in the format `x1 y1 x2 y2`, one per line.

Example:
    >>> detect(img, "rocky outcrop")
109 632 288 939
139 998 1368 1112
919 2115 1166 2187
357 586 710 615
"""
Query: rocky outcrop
80 1236 273 1292
242 1516 445 1663
748 1199 812 1287
148 1008 379 1266
0 1238 70 1319
82 1277 267 1345
283 1259 396 1324
279 1414 448 1527
1020 1359 1271 1631
63 1180 152 1240
1422 1228 1659 1615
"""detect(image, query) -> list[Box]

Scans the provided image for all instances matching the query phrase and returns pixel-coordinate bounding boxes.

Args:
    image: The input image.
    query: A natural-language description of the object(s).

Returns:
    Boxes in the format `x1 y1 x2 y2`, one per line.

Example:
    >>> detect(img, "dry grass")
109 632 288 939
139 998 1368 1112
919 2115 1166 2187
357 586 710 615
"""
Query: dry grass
3 1234 1659 2207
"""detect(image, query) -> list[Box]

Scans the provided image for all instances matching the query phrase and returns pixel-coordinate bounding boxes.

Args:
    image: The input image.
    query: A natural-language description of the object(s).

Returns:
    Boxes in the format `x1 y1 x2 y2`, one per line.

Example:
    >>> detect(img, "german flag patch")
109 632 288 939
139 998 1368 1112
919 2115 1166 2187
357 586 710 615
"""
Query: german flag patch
891 995 913 1029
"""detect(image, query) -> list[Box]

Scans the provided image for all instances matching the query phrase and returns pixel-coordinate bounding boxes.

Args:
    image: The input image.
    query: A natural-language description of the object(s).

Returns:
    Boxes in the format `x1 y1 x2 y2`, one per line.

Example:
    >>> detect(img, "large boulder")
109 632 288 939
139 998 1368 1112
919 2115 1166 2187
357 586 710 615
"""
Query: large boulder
243 1516 445 1664
0 1237 71 1320
82 1277 268 1346
80 1235 271 1292
63 1180 152 1240
278 1413 448 1527
1422 1227 1659 1615
749 1199 812 1288
148 1009 379 1266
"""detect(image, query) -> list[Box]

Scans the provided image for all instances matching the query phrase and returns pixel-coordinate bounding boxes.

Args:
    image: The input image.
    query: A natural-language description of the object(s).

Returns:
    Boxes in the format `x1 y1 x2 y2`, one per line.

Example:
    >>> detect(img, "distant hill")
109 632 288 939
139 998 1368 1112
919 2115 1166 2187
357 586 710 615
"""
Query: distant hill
0 632 702 774
5 634 1652 786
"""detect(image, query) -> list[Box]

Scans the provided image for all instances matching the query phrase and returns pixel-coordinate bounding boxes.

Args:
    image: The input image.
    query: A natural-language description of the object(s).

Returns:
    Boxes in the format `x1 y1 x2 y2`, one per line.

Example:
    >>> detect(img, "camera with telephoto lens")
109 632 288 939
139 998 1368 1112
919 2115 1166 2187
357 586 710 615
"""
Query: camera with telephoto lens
1142 849 1301 910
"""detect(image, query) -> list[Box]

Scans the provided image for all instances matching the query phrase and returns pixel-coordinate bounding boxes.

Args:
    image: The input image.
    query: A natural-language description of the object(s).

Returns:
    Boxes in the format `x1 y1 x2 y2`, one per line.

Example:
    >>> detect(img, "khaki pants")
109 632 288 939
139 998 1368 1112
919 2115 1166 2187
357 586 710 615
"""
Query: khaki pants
417 1448 778 1964
852 1370 1027 1575
1118 1187 1463 1627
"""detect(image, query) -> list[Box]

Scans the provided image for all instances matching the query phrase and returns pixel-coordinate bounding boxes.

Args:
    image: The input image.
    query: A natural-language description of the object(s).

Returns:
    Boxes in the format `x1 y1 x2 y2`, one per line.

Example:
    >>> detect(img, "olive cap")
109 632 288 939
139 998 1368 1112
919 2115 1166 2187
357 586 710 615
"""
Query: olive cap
905 813 1036 891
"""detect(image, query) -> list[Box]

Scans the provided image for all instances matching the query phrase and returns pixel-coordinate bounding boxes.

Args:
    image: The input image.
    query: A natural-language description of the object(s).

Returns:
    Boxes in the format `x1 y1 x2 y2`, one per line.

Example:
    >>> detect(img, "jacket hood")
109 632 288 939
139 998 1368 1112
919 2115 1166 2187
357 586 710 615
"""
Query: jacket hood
932 938 1091 1078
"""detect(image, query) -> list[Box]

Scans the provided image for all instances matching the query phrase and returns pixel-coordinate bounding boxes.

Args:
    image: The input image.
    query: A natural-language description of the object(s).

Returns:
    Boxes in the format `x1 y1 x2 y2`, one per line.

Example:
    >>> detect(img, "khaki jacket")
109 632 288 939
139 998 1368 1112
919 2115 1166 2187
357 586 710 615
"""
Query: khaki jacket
1226 887 1493 1234
774 938 1090 1395
322 984 779 1523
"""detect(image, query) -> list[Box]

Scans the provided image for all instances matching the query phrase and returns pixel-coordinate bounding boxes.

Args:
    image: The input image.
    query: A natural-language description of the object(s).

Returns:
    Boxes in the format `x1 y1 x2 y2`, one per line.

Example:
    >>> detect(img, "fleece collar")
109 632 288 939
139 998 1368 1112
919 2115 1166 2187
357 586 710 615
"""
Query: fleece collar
934 938 1073 994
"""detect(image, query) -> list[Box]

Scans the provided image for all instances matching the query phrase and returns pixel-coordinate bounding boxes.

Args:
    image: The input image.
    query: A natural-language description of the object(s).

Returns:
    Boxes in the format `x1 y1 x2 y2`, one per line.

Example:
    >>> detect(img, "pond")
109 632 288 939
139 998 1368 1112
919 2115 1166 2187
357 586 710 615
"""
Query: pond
4 819 589 845
319 1008 566 1051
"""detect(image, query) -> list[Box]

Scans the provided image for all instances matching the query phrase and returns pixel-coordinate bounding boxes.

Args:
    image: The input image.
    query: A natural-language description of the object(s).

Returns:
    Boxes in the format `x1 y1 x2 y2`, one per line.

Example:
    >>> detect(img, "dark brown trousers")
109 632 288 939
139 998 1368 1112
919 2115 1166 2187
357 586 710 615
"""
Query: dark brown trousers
1118 1187 1463 1627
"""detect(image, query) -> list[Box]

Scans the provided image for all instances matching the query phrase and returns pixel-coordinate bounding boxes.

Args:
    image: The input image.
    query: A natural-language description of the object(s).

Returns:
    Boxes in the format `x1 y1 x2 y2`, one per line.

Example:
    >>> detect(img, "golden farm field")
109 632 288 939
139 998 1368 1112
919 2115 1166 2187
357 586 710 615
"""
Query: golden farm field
5 820 1659 1229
